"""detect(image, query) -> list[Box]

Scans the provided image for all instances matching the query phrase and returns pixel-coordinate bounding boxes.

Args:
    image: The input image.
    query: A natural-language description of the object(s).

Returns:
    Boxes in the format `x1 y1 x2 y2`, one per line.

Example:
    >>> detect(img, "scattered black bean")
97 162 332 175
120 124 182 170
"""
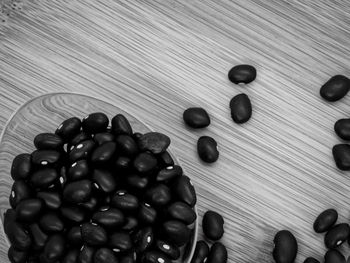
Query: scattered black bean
324 223 350 249
145 184 171 207
39 212 64 233
67 226 83 247
63 249 79 263
10 180 32 208
230 93 252 124
112 114 133 135
69 131 91 147
324 249 345 263
228 64 257 84
320 75 350 102
11 153 32 180
167 201 196 224
156 165 183 182
37 190 62 210
138 203 157 224
115 156 132 171
28 223 48 250
142 251 171 263
333 144 350 170
68 159 89 181
60 205 87 224
31 150 61 167
203 211 224 240
91 141 116 164
8 246 28 263
313 208 338 233
94 132 115 145
92 169 116 193
109 231 133 252
120 252 136 263
111 191 139 212
158 151 174 167
133 152 158 174
30 168 58 190
63 179 92 204
79 246 96 263
56 117 82 141
92 207 125 229
197 136 219 163
43 234 65 262
82 112 109 134
34 133 63 150
273 230 298 263
173 175 196 207
81 222 108 246
116 134 139 157
206 242 227 263
183 108 211 128
4 209 16 235
133 227 154 253
94 248 118 263
304 257 320 263
138 132 171 154
155 240 180 260
69 139 96 163
126 173 149 190
6 221 32 250
162 220 191 246
335 119 350 140
190 240 210 263
122 216 139 232
15 198 43 222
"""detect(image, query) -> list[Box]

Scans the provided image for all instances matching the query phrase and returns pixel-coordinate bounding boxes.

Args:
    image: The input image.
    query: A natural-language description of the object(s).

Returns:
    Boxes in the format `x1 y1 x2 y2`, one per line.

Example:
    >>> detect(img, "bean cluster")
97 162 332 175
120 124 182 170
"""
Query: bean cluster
5 113 198 263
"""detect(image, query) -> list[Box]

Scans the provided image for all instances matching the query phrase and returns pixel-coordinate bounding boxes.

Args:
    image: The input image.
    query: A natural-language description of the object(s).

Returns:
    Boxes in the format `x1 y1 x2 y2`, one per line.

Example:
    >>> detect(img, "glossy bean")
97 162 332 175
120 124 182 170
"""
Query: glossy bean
6 222 32 250
79 246 96 263
158 151 174 167
333 144 350 170
145 184 171 207
67 226 83 247
162 220 191 246
167 202 196 224
133 152 158 174
313 208 338 233
81 223 108 246
30 168 58 189
138 203 157 224
94 132 115 145
190 241 210 263
68 160 89 181
111 191 139 212
324 250 345 263
16 198 43 222
109 231 132 252
173 176 196 207
8 246 28 263
115 156 132 171
116 134 139 157
91 142 116 164
4 209 17 235
133 227 154 253
156 165 183 182
320 75 350 102
55 117 82 141
29 223 48 250
60 205 86 224
69 140 96 163
229 93 252 124
122 216 139 232
31 150 61 167
206 242 227 263
69 132 91 147
63 249 79 263
142 251 171 263
304 257 320 263
37 190 62 210
155 240 180 260
273 230 298 263
82 112 109 134
228 64 256 84
138 132 170 154
92 207 125 229
92 169 116 193
10 180 32 208
126 173 149 190
43 234 65 261
39 212 64 233
11 153 32 180
63 179 92 204
34 133 64 150
79 196 99 212
183 108 210 129
94 248 118 263
197 136 219 163
111 114 133 135
335 119 350 140
203 211 224 240
325 223 350 249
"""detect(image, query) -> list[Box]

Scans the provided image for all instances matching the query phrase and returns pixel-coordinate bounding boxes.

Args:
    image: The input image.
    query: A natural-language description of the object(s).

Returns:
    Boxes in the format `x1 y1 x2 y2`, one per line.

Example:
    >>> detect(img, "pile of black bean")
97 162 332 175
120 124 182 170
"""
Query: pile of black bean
4 113 198 263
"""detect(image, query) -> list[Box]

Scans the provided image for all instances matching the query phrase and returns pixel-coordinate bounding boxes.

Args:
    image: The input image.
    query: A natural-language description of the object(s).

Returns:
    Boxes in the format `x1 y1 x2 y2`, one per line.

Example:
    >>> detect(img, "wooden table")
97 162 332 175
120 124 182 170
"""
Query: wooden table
1 1 350 262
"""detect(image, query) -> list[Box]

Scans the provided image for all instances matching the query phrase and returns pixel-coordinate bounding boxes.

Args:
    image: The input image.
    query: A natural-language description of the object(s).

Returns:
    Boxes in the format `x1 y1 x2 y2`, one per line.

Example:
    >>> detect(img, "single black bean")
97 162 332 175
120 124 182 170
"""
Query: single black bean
6 221 32 250
81 223 108 246
133 132 143 140
156 165 183 182
92 207 125 229
79 246 96 263
333 144 350 170
138 132 170 154
94 248 118 263
158 151 174 167
82 112 109 134
162 220 191 246
63 249 79 263
324 249 345 263
69 131 91 147
8 245 28 263
133 227 154 253
324 223 350 249
203 211 224 241
68 160 89 181
55 117 82 141
60 205 87 224
228 64 256 84
173 176 196 207
320 75 350 102
31 150 61 167
335 119 350 140
120 252 136 263
16 198 43 222
206 242 227 263
109 231 132 252
111 191 139 212
313 208 338 233
92 169 116 193
273 230 298 263
116 134 139 157
79 196 99 212
145 184 171 207
111 114 133 135
304 257 320 263
94 132 115 145
60 166 68 187
142 251 171 263
167 202 196 225
91 142 116 164
230 93 252 124
30 168 58 189
37 190 62 210
183 108 211 128
43 234 65 261
155 240 180 260
11 153 32 180
63 179 92 204
29 223 48 250
190 241 210 263
34 133 64 150
4 209 17 235
126 173 149 190
39 212 64 233
138 203 157 225
67 226 83 247
10 180 32 208
197 136 219 163
133 152 158 174
122 216 139 232
115 156 132 171
69 140 96 163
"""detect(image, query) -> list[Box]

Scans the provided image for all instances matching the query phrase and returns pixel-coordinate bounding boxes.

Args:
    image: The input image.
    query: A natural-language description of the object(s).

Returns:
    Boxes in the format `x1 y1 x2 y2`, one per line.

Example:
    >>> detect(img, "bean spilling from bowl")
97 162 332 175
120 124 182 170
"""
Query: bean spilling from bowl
5 112 198 263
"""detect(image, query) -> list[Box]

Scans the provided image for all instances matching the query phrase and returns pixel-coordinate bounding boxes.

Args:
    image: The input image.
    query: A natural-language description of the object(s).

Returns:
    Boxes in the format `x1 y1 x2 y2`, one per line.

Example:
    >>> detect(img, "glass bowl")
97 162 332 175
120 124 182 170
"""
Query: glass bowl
0 92 198 263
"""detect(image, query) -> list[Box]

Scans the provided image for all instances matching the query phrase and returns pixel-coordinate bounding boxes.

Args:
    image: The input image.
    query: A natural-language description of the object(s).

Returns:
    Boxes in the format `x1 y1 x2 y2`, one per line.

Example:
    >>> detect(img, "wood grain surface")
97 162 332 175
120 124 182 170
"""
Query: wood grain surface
1 1 350 262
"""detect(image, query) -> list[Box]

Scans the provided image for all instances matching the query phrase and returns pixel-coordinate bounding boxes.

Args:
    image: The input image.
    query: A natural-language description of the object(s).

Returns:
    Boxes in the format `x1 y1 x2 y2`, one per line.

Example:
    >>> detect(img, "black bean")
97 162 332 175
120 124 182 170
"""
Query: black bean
197 136 219 163
92 207 125 229
320 75 350 102
138 203 157 225
304 257 320 263
162 220 191 246
133 132 143 140
155 240 180 260
29 223 48 250
335 119 350 140
133 227 154 253
145 184 171 207
324 249 345 263
80 196 99 212
34 133 64 150
8 245 28 263
6 221 32 250
92 169 116 193
91 142 116 164
173 176 196 207
30 168 58 189
142 251 171 263
10 180 32 208
79 246 96 263
11 153 32 180
16 198 43 222
63 249 79 263
313 208 338 233
133 152 158 174
81 222 108 246
183 108 211 129
56 117 82 141
4 209 17 235
138 132 171 154
325 223 350 249
63 179 92 204
43 234 65 261
69 131 91 147
31 150 61 167
109 231 133 252
158 151 174 167
190 241 210 263
112 114 133 135
94 248 118 263
230 93 252 124
68 160 89 181
206 242 227 263
120 252 136 263
228 64 256 84
156 165 183 182
203 211 224 241
333 144 350 170
69 140 96 163
94 132 115 145
273 230 298 263
126 173 149 190
116 134 139 157
111 191 139 212
82 112 109 134
115 156 132 171
39 212 64 233
67 226 83 247
37 190 62 210
122 216 139 232
60 205 86 224
167 202 196 224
